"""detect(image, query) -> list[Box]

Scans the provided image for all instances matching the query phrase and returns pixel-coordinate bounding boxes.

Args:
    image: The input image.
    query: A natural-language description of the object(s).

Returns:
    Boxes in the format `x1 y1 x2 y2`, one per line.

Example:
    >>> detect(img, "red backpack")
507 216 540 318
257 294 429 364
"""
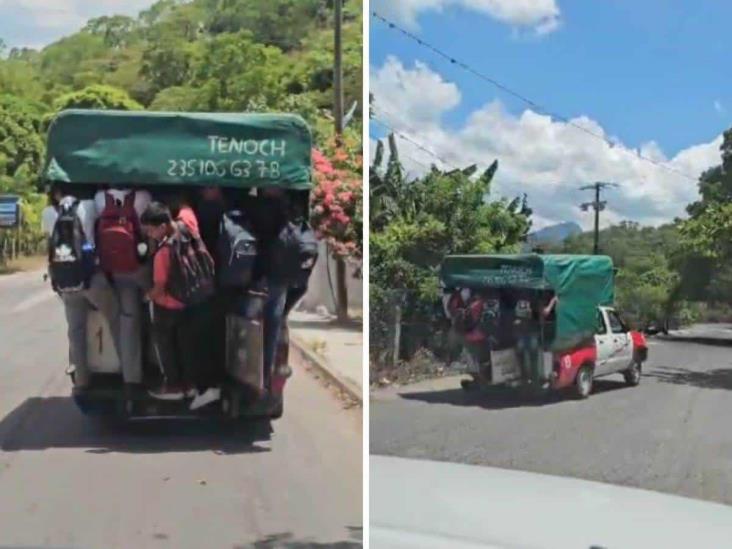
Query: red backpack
448 292 485 335
96 191 142 274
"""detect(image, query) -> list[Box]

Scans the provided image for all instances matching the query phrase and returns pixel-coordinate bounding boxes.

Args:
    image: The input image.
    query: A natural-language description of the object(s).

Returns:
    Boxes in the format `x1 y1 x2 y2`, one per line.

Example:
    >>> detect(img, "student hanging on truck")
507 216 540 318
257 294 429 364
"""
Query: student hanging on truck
513 291 538 386
513 291 558 387
445 287 496 377
94 186 153 391
193 187 230 403
44 184 119 390
140 200 216 404
251 188 318 390
173 190 224 409
281 193 318 317
196 186 226 264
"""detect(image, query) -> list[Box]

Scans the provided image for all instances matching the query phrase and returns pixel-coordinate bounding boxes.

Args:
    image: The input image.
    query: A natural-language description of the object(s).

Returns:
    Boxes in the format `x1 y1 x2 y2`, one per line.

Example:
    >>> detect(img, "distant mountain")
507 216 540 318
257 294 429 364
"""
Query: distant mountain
524 222 583 251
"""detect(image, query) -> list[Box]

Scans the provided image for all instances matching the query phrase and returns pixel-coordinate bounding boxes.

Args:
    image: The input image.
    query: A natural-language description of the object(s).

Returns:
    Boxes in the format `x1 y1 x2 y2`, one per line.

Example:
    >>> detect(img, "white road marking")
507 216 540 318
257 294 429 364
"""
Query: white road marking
10 288 57 314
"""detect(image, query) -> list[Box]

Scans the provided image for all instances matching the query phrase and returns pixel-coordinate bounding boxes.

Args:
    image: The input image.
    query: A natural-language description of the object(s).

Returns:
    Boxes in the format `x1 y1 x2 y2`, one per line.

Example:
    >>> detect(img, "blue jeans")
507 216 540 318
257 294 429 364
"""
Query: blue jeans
262 282 288 387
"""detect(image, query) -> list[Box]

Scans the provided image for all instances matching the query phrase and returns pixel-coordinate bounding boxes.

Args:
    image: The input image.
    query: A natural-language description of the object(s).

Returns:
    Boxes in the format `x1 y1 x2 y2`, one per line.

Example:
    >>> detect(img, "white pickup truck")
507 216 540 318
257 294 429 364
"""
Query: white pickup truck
553 305 648 398
462 306 648 399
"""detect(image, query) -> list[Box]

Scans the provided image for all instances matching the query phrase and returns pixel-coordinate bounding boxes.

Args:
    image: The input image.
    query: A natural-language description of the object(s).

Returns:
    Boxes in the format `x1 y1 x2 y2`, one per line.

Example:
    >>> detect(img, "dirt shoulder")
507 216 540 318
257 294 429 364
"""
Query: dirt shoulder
370 349 461 390
0 255 46 276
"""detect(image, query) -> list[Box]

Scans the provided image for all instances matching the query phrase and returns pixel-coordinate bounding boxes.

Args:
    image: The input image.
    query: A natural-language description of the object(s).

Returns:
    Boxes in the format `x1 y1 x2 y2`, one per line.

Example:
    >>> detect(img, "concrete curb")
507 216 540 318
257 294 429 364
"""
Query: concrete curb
290 334 362 404
656 335 732 348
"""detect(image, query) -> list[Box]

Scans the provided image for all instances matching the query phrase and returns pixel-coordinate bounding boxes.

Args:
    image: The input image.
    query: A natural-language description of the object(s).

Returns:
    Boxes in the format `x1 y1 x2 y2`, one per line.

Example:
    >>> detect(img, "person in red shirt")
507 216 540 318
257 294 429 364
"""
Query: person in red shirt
140 201 202 401
169 191 224 409
175 201 200 236
167 191 200 236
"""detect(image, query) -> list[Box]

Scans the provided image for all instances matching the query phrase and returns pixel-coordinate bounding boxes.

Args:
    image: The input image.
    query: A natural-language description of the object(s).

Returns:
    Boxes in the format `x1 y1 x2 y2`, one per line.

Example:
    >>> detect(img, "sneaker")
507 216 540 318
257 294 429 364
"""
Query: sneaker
148 384 185 401
190 388 221 410
184 386 197 399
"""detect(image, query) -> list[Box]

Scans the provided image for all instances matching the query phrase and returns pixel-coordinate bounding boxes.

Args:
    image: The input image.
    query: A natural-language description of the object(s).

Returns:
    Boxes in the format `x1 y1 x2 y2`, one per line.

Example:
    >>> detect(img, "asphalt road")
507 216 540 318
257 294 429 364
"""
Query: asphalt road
0 271 362 549
371 338 732 507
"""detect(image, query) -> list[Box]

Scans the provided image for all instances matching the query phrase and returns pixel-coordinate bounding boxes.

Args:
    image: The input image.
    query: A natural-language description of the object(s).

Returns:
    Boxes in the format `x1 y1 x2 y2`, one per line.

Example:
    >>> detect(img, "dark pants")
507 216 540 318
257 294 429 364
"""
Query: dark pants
151 303 206 387
199 294 226 390
284 285 307 317
516 332 541 385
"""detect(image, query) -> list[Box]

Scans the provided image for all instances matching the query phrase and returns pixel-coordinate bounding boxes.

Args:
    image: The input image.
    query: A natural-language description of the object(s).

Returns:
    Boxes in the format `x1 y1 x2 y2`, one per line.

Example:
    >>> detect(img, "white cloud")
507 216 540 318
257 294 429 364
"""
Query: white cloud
371 55 461 129
371 57 723 230
714 100 725 114
0 0 156 47
372 0 561 35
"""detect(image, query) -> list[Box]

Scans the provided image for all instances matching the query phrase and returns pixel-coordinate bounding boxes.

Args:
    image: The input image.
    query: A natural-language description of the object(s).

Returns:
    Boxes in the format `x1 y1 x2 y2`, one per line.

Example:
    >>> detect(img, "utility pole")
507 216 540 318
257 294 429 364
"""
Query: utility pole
333 0 348 322
580 182 619 254
333 0 344 142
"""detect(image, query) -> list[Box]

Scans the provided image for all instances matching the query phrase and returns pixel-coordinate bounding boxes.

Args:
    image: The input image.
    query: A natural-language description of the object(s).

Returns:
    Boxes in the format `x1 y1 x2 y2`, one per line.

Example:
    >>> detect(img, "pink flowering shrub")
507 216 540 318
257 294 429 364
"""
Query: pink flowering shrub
311 140 363 263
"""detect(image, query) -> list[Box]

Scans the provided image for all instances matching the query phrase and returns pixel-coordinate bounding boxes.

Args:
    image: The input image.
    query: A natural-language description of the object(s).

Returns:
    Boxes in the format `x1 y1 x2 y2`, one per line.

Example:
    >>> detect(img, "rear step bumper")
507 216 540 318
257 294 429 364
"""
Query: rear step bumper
72 385 283 419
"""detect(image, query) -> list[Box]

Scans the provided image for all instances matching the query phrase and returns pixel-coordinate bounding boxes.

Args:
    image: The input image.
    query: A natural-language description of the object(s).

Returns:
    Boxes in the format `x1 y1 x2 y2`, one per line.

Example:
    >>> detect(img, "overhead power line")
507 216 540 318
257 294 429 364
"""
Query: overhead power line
372 11 700 183
371 115 459 171
368 130 435 172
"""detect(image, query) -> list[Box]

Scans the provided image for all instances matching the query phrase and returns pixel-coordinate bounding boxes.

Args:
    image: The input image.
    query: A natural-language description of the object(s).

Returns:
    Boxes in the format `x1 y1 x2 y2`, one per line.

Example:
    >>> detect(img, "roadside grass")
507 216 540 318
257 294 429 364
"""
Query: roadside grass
307 338 328 356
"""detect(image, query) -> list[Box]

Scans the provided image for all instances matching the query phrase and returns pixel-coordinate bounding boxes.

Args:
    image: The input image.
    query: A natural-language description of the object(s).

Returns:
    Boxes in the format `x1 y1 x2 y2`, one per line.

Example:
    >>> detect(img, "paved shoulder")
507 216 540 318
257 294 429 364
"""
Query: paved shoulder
289 311 363 400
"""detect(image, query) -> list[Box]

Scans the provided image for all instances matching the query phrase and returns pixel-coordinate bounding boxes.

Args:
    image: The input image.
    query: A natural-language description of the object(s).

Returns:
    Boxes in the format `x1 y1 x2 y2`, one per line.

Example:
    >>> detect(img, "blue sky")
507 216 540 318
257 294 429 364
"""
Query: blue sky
0 0 155 49
370 0 728 228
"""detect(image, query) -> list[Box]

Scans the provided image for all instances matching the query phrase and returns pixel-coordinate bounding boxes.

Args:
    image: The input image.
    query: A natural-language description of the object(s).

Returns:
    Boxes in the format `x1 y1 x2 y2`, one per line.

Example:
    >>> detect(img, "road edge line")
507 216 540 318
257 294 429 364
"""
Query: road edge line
290 334 362 405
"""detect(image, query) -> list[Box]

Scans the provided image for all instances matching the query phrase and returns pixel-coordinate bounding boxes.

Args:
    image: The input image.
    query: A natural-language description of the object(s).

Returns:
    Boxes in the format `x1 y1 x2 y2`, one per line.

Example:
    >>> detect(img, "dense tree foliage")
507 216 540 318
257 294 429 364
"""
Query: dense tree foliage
0 95 46 194
0 0 362 153
554 220 732 328
370 137 532 362
555 223 687 327
0 0 363 266
679 129 732 271
53 84 143 111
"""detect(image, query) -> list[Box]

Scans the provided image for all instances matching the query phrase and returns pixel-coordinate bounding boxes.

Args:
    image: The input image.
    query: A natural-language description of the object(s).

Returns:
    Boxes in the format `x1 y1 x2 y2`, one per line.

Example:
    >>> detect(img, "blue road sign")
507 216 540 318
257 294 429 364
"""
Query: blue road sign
0 195 21 228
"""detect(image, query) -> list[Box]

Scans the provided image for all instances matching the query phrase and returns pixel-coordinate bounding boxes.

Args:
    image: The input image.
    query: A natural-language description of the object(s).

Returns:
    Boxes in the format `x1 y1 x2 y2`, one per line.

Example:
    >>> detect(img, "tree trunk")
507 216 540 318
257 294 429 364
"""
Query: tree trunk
335 256 349 322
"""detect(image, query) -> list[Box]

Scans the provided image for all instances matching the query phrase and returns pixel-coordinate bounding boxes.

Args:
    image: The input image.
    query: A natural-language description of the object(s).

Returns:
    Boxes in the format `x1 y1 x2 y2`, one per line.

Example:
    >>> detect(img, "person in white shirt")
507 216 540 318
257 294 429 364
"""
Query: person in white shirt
94 187 152 220
93 187 153 390
41 203 58 237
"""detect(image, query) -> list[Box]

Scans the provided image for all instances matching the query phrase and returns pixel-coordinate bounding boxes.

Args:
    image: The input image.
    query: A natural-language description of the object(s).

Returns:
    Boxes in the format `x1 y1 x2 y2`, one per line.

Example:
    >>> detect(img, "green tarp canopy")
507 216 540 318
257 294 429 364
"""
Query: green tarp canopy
440 254 615 350
43 110 313 190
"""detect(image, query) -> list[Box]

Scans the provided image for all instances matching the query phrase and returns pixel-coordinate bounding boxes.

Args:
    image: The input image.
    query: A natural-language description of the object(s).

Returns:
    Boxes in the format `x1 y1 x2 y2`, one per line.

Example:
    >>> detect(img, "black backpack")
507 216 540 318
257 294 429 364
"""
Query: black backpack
480 298 501 329
218 210 258 289
166 222 216 306
48 200 93 294
269 220 319 287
